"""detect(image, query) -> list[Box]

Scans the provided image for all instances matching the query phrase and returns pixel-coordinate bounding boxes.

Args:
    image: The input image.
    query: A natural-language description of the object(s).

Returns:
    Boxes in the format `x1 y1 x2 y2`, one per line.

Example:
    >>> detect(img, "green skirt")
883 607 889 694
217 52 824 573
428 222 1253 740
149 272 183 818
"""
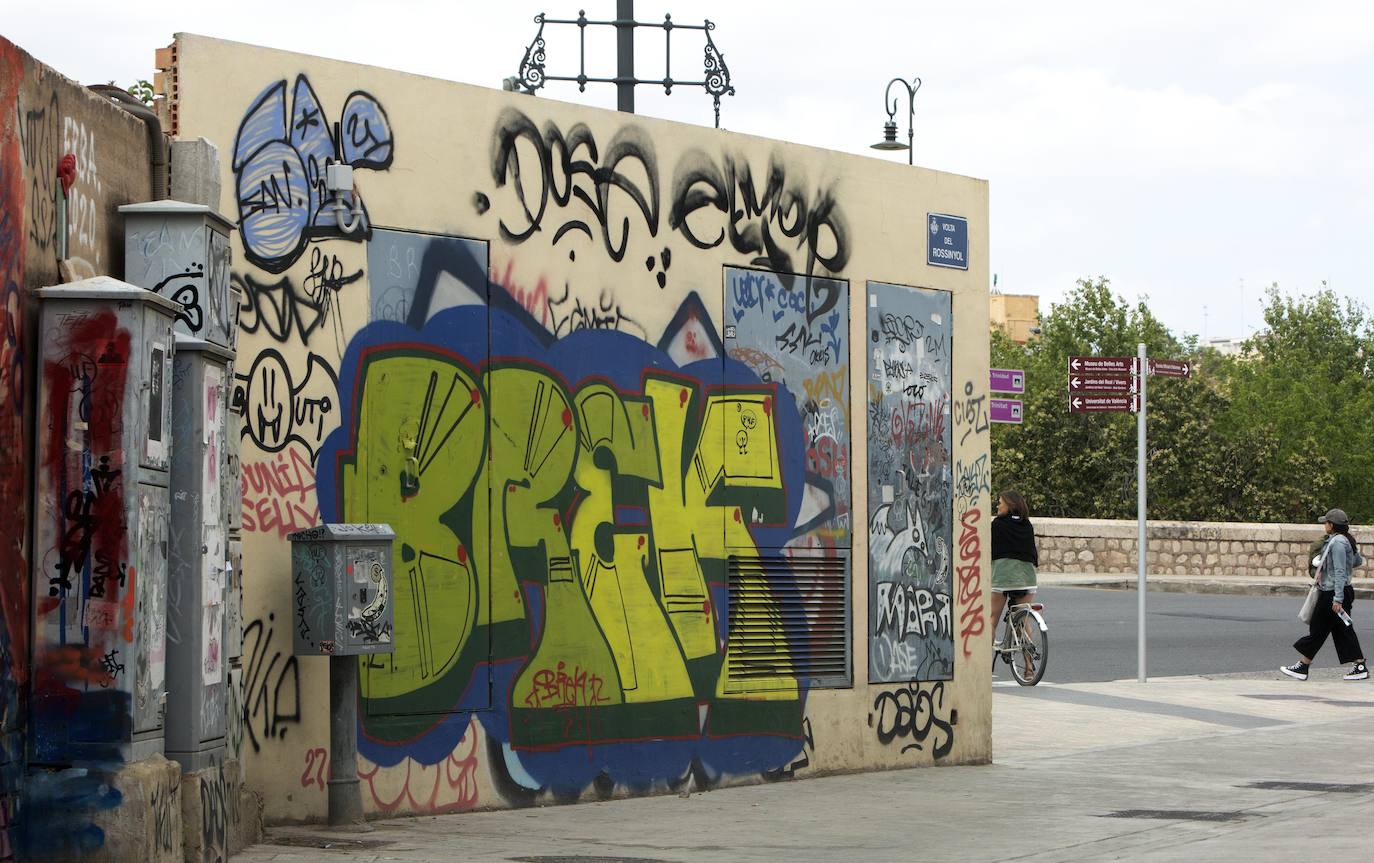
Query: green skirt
992 558 1037 592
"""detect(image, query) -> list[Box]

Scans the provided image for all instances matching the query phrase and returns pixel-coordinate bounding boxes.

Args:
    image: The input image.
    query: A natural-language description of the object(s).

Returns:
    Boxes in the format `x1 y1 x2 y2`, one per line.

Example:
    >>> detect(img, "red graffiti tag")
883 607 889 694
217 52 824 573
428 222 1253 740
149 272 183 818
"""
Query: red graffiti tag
523 661 610 709
240 446 321 538
492 258 551 326
301 746 328 792
956 507 984 657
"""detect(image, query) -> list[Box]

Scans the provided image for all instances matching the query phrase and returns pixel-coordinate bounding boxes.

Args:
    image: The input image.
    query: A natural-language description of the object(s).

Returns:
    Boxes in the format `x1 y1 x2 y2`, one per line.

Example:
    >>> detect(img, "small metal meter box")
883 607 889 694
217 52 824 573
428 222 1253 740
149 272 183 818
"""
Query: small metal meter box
288 524 395 656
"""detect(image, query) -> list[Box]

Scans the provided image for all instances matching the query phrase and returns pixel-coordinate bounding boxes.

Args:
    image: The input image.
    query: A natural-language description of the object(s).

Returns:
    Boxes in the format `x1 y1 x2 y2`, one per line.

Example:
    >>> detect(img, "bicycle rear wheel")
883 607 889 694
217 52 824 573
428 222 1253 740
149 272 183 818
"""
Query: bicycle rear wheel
1009 609 1048 686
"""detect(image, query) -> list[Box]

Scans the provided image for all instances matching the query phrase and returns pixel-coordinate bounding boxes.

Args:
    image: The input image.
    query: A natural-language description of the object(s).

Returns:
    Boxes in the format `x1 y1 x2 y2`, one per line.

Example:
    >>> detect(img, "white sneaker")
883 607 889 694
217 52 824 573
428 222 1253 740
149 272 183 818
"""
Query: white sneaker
1280 662 1309 680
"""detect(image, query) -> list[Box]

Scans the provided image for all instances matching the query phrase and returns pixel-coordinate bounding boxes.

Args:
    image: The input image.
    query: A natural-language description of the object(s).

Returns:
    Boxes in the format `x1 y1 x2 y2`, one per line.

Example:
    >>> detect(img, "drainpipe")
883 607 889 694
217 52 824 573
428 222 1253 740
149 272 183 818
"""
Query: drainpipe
87 84 169 200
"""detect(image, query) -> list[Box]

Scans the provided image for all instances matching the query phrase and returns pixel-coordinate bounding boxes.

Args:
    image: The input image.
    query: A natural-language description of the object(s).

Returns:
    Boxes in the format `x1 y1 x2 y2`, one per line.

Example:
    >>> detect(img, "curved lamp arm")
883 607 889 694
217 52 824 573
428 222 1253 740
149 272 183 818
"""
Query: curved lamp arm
880 77 922 165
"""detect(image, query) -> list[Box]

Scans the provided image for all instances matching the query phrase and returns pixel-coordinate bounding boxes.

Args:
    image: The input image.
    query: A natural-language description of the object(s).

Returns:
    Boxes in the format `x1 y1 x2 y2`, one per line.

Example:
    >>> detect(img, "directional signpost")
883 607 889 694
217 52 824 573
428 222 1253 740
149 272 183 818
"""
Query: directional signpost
1067 347 1192 683
989 368 1024 424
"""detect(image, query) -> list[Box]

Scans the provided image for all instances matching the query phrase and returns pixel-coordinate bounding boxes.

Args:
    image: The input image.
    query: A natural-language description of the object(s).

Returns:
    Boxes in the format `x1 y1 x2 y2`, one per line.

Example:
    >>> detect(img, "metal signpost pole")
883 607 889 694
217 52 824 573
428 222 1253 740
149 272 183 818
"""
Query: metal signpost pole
1137 342 1147 683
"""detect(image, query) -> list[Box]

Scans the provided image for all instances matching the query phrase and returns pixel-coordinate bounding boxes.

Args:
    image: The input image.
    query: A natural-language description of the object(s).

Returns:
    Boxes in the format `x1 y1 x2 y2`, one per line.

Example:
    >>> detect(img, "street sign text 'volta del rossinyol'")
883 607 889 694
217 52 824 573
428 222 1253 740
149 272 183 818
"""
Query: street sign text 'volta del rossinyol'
1067 348 1191 683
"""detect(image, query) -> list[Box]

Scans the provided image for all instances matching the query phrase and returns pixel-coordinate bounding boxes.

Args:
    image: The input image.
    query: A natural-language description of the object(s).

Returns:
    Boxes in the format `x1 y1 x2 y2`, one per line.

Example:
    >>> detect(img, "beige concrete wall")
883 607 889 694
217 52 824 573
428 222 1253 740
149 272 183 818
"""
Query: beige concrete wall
1037 518 1374 577
171 32 991 823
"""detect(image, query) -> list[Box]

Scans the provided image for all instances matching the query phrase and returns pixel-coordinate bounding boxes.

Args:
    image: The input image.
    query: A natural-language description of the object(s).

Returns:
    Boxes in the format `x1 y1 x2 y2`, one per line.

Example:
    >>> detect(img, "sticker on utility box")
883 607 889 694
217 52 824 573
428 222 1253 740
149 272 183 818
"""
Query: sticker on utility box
927 213 968 270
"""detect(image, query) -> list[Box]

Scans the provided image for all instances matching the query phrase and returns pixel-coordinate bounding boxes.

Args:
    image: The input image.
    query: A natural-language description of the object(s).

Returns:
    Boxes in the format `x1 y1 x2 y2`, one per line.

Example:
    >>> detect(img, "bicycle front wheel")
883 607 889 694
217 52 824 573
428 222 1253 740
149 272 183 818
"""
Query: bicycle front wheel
1010 610 1048 686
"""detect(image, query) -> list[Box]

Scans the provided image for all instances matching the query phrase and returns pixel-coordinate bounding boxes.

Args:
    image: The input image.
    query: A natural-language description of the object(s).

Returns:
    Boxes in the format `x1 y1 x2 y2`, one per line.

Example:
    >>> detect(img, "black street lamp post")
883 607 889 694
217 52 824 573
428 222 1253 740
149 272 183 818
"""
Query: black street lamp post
871 77 922 165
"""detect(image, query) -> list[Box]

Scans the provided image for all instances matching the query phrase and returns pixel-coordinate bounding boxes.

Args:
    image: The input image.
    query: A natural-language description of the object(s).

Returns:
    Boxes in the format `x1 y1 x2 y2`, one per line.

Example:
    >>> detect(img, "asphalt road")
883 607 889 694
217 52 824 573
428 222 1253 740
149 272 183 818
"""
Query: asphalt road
1002 586 1361 683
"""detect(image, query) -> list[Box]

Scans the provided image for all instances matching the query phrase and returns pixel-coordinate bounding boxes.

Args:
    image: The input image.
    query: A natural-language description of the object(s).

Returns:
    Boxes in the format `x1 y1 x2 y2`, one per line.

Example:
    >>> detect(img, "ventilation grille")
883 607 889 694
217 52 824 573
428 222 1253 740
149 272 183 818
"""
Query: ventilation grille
726 553 850 691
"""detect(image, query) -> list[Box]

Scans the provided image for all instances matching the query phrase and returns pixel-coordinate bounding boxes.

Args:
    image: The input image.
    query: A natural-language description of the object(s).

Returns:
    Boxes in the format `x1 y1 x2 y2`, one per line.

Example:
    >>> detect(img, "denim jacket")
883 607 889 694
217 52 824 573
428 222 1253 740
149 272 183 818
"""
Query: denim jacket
1318 534 1364 597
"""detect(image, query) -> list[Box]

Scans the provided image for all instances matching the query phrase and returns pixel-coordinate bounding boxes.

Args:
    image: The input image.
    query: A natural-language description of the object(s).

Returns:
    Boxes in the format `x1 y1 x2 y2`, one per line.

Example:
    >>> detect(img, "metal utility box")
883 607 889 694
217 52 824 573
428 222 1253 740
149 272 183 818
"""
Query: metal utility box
31 277 179 765
288 525 396 656
120 200 238 349
165 335 233 771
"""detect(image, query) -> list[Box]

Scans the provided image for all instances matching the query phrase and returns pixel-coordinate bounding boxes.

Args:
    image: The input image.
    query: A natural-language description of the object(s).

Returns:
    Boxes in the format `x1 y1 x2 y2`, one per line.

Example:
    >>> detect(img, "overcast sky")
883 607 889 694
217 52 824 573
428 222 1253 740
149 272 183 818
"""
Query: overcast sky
8 1 1374 340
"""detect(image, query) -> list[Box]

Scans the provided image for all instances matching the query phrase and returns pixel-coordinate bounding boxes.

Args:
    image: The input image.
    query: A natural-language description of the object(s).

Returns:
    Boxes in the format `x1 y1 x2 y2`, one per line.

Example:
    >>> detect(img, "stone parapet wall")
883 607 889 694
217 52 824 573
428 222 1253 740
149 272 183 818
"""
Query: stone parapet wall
1036 518 1374 578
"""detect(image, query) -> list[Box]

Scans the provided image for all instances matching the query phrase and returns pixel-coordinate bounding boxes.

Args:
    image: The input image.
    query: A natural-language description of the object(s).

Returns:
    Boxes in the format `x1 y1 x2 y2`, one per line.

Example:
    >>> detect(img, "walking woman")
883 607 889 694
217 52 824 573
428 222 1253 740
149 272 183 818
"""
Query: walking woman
1281 508 1368 681
990 489 1039 637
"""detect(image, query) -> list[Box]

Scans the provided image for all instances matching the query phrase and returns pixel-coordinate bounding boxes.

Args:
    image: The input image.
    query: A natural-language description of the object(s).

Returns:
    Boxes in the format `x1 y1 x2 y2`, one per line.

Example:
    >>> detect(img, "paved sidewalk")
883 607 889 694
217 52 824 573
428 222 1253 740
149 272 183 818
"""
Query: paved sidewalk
237 671 1374 862
1041 571 1374 599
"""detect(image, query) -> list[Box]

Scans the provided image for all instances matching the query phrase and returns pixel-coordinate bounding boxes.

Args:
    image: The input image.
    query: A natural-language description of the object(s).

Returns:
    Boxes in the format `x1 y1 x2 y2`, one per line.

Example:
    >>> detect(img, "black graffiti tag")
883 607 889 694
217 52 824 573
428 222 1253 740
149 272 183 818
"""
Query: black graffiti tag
870 680 957 758
670 153 849 284
489 108 660 264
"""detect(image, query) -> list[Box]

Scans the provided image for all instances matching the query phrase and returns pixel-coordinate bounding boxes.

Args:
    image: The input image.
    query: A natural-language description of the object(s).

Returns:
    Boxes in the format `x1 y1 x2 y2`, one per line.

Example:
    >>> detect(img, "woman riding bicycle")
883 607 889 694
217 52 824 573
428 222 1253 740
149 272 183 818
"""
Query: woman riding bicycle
990 489 1039 641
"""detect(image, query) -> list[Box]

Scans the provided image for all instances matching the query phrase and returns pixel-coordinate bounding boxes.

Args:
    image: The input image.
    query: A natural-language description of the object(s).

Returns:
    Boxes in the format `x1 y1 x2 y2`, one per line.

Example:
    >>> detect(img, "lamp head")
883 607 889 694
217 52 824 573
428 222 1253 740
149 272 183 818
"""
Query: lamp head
871 120 907 151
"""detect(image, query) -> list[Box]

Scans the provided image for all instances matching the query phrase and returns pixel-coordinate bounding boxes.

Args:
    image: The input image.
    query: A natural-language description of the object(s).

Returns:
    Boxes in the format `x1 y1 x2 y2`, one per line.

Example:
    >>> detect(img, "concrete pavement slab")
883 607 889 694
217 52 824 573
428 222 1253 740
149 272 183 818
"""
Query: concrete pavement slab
235 676 1374 862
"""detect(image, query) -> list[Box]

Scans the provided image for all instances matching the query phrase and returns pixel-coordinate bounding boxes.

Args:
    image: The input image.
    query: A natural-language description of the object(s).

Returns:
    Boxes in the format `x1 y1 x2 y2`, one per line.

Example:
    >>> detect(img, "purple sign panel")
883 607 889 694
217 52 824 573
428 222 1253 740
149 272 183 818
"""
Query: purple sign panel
990 397 1023 424
989 368 1025 394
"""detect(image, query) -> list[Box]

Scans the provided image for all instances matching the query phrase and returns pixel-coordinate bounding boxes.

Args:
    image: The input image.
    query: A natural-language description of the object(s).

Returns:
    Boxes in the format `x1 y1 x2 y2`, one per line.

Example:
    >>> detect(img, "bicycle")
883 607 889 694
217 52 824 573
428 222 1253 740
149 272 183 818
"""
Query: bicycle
992 591 1049 686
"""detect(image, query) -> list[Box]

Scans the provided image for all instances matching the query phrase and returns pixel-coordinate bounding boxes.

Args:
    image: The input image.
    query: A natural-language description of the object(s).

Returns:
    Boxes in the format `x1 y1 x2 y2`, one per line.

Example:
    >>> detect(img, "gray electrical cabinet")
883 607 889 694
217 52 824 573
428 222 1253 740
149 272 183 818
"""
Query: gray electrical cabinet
287 526 396 656
31 277 179 765
165 335 233 771
119 200 237 348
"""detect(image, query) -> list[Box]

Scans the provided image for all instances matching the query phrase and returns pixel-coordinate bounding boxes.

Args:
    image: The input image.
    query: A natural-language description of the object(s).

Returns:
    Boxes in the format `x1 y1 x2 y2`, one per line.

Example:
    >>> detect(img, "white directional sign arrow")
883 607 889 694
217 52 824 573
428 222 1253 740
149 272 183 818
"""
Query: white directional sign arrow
1071 376 1082 388
1072 397 1082 410
1071 358 1081 371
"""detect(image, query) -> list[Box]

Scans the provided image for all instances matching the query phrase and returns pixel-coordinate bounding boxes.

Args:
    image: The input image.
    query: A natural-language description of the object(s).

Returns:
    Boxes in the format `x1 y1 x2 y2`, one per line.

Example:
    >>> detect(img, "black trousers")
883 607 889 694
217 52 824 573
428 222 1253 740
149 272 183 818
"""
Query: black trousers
1295 587 1364 664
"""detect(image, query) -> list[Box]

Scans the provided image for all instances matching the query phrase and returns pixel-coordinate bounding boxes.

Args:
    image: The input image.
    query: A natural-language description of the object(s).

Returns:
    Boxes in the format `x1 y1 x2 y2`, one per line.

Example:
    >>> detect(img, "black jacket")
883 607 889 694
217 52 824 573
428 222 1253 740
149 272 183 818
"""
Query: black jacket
991 514 1038 566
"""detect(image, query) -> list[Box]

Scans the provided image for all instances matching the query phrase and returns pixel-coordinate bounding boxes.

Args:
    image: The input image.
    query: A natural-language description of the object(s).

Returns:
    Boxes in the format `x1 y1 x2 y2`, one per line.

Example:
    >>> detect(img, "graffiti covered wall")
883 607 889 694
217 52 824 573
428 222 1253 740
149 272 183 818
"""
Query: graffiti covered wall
170 33 990 821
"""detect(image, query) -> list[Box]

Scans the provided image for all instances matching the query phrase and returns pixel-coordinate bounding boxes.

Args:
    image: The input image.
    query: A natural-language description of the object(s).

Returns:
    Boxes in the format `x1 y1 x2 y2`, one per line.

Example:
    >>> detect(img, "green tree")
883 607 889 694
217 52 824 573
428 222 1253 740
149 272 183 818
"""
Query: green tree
1216 286 1373 520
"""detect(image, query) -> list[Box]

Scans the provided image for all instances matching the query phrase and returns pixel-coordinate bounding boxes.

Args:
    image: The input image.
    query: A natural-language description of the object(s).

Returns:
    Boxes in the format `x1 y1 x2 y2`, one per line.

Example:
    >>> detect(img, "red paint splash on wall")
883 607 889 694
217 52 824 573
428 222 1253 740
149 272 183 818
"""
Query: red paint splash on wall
39 311 131 618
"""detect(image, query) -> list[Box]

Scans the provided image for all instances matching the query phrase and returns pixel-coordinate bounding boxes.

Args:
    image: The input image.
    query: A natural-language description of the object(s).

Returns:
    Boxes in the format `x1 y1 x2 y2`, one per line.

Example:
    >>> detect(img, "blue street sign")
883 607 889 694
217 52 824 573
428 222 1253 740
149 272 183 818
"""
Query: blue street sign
927 213 968 270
